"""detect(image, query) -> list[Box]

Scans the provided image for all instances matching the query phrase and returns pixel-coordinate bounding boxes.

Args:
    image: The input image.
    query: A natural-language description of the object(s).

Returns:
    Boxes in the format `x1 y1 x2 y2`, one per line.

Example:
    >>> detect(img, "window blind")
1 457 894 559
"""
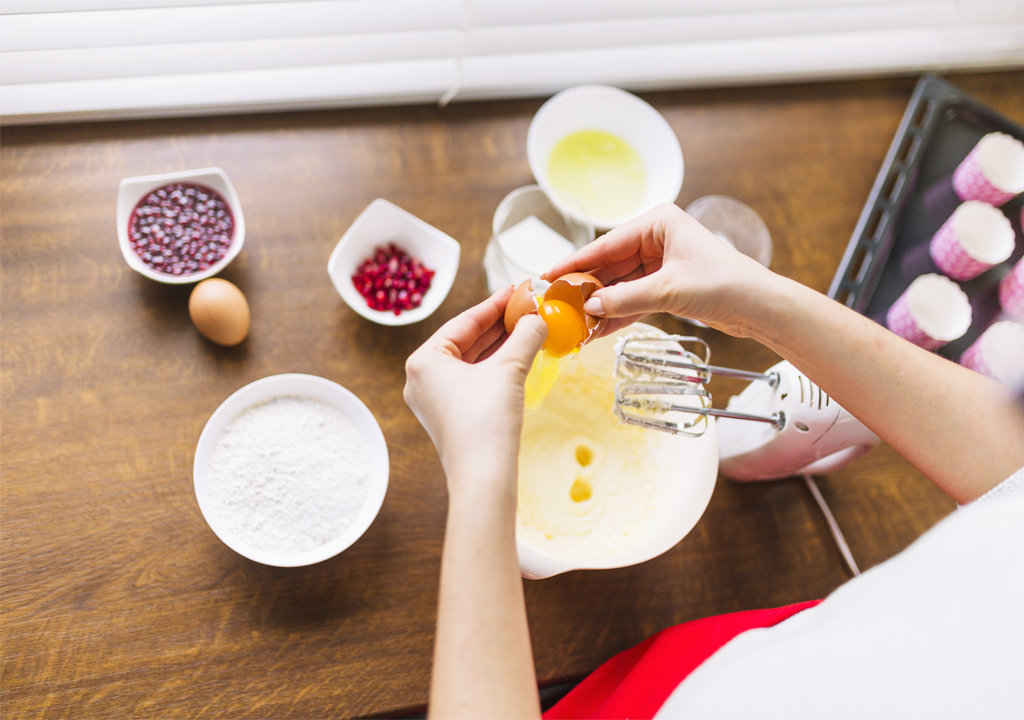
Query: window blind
2 0 1022 125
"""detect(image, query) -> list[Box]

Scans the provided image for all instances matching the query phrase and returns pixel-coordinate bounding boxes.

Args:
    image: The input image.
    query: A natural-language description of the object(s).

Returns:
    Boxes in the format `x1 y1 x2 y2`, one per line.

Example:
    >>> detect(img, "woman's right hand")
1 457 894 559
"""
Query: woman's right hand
547 209 1024 504
543 202 778 338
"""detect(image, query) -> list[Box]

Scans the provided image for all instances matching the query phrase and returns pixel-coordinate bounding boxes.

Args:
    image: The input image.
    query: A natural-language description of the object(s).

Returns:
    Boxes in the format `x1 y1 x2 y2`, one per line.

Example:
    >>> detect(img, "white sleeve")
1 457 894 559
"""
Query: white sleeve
656 471 1024 720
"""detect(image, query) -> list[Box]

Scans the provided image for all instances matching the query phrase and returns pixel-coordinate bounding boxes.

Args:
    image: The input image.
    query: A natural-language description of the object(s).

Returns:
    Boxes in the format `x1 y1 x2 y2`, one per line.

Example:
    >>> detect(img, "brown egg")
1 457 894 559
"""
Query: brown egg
503 272 607 348
189 278 250 346
504 279 540 335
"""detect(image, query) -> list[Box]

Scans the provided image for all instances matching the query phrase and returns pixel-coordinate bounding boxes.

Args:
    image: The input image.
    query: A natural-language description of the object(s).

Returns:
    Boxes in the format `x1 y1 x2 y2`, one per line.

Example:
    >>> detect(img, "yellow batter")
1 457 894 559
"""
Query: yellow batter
516 345 679 564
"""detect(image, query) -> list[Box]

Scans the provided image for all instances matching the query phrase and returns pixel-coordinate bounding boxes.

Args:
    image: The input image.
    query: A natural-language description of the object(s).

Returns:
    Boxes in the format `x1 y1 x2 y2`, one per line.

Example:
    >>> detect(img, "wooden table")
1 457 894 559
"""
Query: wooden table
3 71 1021 718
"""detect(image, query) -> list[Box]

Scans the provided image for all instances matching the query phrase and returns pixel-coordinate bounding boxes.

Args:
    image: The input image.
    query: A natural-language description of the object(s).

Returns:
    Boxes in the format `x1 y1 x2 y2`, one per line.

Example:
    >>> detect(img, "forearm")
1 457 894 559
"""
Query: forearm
429 476 540 720
743 275 1024 503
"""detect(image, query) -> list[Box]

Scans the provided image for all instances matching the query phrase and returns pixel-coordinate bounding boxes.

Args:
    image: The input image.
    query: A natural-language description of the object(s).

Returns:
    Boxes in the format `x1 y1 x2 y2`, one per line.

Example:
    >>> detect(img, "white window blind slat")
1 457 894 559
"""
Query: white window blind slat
0 0 467 51
1 30 461 85
465 3 1021 57
470 0 953 27
1 0 284 12
936 22 1024 63
0 0 948 18
459 24 1024 98
0 58 457 120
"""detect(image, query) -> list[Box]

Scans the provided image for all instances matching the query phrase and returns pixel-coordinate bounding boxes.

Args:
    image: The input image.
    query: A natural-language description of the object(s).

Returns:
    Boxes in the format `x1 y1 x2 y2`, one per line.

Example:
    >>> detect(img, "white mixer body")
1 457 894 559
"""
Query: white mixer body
717 361 881 481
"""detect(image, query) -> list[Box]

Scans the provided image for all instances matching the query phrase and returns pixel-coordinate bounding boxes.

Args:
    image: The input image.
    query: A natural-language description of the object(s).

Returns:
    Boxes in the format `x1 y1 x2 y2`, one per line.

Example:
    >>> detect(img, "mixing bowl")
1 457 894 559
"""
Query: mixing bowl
515 324 718 579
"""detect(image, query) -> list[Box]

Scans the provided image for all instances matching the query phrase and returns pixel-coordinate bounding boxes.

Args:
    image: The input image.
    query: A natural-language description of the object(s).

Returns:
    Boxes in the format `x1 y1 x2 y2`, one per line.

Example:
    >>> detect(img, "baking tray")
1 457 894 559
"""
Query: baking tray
829 74 1024 360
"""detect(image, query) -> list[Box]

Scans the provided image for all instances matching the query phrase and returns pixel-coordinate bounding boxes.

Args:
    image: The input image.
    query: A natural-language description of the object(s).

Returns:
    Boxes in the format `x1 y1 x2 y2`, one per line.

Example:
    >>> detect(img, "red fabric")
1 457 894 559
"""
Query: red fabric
543 600 822 720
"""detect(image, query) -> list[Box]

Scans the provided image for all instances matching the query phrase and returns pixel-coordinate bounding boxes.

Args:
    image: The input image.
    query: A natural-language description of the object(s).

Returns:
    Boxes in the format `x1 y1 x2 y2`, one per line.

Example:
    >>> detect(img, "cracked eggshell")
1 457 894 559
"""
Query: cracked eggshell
545 272 607 344
504 279 540 335
503 273 607 345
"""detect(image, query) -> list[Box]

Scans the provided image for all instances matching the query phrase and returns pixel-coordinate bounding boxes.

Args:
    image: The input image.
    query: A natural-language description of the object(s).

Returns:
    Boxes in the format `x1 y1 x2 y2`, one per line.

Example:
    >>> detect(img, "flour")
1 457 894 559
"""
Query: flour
207 396 371 553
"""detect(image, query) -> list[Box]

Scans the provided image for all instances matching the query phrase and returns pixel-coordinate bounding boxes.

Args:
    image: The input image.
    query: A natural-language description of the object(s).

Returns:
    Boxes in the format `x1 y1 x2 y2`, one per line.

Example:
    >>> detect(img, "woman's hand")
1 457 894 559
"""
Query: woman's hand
543 202 778 337
406 287 547 720
547 206 1024 503
403 285 548 494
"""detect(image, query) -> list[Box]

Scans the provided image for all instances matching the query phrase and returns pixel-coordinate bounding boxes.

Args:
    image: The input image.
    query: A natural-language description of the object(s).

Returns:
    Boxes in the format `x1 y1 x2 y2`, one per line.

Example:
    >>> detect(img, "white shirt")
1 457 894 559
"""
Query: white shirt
657 467 1024 720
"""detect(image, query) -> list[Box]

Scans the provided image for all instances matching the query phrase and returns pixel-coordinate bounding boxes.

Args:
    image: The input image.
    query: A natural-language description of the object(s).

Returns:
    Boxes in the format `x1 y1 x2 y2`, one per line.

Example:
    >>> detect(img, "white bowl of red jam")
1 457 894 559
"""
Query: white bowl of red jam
328 199 461 326
117 167 246 284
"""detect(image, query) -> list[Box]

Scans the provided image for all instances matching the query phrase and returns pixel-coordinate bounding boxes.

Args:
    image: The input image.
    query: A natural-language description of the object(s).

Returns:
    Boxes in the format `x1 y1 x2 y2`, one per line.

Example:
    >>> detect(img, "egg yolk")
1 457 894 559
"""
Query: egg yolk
523 298 590 409
538 299 587 359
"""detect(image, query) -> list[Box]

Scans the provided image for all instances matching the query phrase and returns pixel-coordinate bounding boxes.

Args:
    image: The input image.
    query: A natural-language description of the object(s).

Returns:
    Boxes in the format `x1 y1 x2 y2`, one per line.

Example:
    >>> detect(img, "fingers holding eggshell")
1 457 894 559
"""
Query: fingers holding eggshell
590 314 650 339
463 316 509 364
503 272 607 358
428 285 515 359
475 331 511 363
543 204 678 283
543 225 638 282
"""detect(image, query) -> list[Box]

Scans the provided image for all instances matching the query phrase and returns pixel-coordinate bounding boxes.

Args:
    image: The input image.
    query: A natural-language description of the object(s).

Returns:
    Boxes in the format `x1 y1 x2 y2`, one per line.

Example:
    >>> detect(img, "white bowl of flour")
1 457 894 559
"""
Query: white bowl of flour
194 374 389 567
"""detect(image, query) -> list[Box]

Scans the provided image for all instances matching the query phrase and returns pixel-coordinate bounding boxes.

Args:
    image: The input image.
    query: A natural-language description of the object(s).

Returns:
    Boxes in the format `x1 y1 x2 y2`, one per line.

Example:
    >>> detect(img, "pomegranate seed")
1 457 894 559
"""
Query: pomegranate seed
351 244 434 315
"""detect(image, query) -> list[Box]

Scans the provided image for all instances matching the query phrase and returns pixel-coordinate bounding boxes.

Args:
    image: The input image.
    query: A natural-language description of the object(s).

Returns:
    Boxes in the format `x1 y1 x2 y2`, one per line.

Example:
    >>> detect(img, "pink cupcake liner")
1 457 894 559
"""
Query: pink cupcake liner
1000 259 1024 321
953 144 1017 207
958 337 991 375
958 321 1024 389
886 291 946 350
928 214 992 281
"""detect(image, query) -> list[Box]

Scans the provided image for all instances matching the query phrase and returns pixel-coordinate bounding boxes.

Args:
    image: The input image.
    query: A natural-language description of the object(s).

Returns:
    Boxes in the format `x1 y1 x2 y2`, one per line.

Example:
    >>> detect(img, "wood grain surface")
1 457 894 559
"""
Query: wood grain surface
3 71 1021 719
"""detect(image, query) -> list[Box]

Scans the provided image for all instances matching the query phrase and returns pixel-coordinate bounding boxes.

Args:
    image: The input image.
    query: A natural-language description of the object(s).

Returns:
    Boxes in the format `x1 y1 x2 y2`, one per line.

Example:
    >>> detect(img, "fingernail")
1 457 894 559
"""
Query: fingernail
584 297 604 316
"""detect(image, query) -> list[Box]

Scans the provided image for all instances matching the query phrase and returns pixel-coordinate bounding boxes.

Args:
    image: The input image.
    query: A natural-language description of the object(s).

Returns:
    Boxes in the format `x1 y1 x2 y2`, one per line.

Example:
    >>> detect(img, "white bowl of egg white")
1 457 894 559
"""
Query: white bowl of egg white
193 374 389 567
527 85 684 230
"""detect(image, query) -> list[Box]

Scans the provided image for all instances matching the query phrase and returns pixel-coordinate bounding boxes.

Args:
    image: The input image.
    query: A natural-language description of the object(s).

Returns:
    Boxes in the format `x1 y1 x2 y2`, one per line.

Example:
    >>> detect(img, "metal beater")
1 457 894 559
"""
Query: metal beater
613 332 881 576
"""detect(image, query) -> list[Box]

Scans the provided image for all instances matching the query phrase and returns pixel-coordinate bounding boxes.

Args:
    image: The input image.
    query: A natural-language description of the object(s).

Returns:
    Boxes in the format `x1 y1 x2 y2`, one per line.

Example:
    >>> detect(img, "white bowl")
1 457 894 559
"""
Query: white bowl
328 198 461 326
516 324 717 579
117 167 246 284
527 85 684 230
193 373 389 567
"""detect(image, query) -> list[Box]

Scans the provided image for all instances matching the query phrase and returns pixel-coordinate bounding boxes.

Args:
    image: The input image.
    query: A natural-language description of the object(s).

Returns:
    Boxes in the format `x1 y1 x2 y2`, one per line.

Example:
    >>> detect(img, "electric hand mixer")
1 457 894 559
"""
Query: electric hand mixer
613 333 881 575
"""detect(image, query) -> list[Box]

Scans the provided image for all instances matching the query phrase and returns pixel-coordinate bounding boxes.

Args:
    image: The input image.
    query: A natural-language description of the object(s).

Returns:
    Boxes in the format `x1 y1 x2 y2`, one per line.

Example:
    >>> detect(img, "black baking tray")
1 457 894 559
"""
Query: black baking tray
829 74 1024 360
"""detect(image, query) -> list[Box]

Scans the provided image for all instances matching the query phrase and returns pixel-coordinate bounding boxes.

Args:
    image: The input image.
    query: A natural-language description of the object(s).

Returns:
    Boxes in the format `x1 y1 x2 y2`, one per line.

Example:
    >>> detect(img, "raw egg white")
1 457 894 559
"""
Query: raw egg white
189 278 250 346
504 273 606 407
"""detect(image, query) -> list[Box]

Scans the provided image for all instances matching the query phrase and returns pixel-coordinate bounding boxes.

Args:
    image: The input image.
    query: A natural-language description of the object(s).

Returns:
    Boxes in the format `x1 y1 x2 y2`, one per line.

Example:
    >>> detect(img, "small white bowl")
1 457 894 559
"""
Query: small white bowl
328 198 461 326
193 374 389 567
528 85 684 230
117 167 246 284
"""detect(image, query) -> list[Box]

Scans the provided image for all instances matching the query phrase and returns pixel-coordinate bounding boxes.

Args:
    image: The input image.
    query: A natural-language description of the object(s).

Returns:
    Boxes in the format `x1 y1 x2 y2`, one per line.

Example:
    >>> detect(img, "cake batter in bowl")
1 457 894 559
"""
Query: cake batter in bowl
515 324 718 579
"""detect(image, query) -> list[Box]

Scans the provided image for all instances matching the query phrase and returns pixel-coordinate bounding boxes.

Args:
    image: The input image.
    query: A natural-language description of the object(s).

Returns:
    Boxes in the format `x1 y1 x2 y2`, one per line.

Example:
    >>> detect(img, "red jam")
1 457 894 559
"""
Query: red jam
352 244 435 315
128 183 234 276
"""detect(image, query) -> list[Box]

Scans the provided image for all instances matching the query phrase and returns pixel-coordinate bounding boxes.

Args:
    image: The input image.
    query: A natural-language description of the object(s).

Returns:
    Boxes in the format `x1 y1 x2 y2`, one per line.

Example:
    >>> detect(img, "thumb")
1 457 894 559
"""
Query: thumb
493 314 547 379
584 273 671 319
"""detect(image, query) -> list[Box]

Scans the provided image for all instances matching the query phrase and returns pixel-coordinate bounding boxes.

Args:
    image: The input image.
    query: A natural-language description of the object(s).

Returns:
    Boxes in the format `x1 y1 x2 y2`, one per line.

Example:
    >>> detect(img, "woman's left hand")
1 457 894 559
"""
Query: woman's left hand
403 285 547 496
407 286 546 719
